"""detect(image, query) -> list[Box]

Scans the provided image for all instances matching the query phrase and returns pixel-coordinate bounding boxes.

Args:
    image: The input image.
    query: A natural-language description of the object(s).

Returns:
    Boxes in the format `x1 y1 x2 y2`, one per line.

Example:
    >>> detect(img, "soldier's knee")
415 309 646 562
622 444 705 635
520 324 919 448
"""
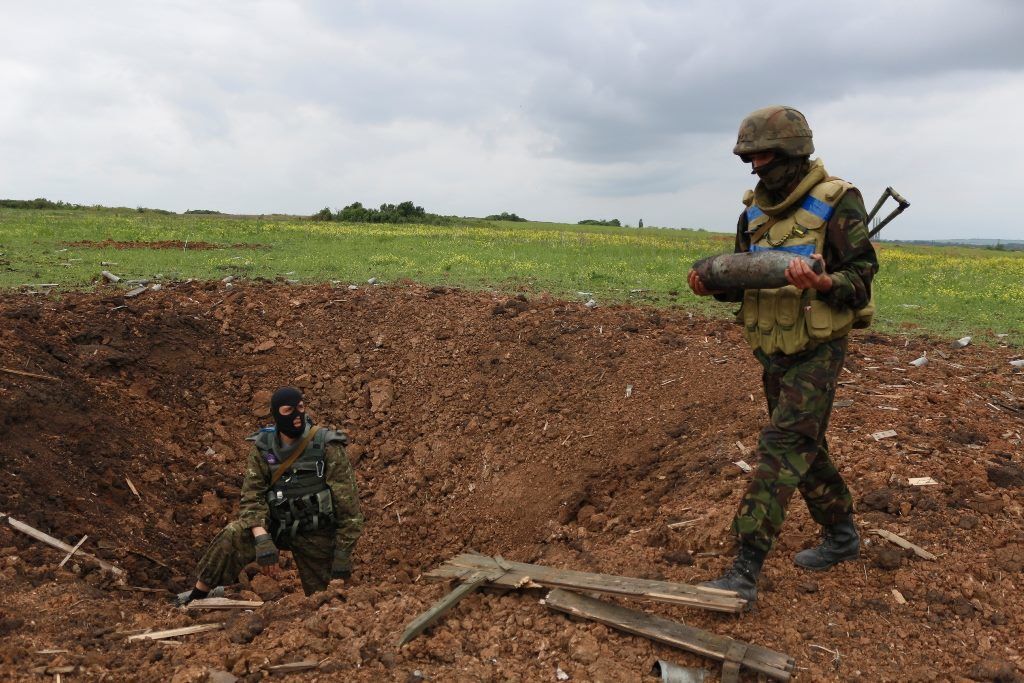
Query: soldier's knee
213 520 254 548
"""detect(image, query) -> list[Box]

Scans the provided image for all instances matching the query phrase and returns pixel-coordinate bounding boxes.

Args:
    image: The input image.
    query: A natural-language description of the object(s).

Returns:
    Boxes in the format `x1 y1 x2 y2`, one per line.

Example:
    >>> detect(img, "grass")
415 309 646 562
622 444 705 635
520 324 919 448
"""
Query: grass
1 207 1021 346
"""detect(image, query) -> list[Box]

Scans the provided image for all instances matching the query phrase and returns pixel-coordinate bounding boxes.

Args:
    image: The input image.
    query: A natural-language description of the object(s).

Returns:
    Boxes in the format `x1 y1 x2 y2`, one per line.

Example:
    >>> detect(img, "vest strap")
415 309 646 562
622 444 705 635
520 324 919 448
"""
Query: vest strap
269 426 323 487
748 215 780 245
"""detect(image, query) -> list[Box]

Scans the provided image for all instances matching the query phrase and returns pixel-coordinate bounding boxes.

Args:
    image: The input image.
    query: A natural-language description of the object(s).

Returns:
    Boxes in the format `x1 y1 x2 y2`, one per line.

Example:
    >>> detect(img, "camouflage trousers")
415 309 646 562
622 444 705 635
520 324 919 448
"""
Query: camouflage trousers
195 520 336 596
732 337 854 554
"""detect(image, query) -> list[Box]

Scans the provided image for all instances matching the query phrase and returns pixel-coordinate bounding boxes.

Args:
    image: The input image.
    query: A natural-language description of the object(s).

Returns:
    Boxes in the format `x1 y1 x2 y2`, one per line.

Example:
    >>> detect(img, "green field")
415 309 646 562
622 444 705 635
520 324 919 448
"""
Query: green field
2 208 1022 345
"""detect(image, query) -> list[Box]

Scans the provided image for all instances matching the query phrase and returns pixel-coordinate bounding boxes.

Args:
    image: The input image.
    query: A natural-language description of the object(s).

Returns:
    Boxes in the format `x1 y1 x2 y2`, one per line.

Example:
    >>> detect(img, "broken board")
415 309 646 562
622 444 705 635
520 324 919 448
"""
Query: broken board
398 570 495 646
545 588 794 681
424 552 744 613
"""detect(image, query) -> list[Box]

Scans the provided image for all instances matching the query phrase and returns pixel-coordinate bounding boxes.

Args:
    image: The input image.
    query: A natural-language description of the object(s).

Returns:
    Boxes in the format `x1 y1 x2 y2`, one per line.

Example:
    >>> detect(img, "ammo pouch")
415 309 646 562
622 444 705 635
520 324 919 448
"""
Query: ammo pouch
267 485 335 540
262 428 337 539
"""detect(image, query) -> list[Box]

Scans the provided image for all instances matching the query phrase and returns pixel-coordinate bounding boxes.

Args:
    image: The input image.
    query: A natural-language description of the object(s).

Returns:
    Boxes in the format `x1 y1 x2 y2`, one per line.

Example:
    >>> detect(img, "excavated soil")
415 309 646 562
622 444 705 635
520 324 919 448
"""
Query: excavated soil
0 282 1022 682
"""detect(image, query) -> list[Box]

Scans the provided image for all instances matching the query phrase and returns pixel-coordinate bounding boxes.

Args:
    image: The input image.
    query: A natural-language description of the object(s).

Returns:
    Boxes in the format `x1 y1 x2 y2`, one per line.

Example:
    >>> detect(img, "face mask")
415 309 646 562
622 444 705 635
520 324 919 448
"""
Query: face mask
270 387 306 438
753 155 807 192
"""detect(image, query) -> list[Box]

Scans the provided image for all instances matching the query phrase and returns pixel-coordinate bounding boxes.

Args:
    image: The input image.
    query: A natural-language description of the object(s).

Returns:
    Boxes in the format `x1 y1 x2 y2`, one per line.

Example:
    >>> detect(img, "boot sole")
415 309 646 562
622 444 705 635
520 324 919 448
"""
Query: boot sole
793 551 860 571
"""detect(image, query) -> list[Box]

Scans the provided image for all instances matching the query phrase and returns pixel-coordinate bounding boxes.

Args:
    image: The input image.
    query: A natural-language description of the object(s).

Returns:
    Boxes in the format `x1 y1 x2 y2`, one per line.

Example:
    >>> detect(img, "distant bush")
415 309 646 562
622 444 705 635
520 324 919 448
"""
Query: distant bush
485 212 527 222
578 218 621 227
184 209 222 215
311 207 334 222
313 201 454 225
136 206 176 215
0 197 85 209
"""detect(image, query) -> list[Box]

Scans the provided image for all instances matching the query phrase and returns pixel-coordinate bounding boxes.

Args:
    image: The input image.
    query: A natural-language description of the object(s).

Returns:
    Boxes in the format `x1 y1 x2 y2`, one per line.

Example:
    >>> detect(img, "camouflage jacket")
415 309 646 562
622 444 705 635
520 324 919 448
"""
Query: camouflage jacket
714 187 879 309
238 441 364 561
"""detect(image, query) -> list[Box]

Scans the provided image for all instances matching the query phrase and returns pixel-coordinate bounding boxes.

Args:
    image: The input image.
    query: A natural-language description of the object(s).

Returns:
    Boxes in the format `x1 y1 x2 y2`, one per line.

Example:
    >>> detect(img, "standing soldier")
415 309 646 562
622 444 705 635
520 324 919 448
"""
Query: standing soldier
688 105 878 606
176 387 364 605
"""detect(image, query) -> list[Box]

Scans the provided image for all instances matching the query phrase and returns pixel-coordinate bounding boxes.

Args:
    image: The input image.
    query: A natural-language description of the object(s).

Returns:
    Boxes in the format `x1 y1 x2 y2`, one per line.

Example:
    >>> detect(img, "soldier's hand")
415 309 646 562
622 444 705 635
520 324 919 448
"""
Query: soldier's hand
253 533 279 569
785 254 833 292
688 270 721 297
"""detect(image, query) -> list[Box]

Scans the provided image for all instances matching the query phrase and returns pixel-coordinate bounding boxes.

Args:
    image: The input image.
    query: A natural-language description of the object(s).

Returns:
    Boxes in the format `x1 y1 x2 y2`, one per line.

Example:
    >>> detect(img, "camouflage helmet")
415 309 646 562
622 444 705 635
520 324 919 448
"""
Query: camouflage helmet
733 105 814 161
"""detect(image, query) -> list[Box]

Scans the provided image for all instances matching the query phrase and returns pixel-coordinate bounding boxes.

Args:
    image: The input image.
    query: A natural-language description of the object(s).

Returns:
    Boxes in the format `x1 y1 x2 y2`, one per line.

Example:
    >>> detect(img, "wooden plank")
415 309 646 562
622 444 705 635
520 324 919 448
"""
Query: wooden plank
184 598 263 611
127 623 223 642
425 553 744 613
0 367 58 382
1 513 125 576
871 529 937 560
57 535 88 569
544 589 793 681
398 572 490 646
266 660 319 674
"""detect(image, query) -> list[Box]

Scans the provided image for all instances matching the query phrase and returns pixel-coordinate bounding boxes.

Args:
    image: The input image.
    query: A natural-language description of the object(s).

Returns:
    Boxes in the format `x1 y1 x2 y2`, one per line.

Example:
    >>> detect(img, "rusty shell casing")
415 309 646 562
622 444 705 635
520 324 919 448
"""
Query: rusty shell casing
692 251 823 291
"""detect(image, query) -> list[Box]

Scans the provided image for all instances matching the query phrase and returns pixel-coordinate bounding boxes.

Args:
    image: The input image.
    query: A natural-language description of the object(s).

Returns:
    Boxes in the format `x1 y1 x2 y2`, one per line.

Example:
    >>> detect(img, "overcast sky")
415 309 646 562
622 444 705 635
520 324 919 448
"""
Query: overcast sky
3 0 1023 240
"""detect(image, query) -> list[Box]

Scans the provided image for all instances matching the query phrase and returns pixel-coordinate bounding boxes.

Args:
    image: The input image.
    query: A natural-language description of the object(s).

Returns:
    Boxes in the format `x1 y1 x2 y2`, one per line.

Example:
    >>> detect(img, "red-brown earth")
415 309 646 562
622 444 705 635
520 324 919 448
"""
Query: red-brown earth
0 282 1021 682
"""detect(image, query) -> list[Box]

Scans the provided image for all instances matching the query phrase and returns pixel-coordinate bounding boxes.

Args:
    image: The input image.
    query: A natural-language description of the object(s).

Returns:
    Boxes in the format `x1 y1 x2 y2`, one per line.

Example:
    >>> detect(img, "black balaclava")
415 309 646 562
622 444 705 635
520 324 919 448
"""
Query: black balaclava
752 154 809 195
271 386 306 438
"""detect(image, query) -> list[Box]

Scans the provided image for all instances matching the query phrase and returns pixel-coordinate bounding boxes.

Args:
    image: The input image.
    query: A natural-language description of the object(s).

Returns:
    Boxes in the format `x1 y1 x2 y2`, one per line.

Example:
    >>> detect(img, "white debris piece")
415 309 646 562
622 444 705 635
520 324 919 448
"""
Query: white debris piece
908 477 939 486
367 277 378 285
584 299 598 309
951 336 972 349
625 384 633 398
872 429 898 441
734 460 753 473
101 270 120 283
1011 359 1024 368
556 667 570 681
348 284 359 290
909 354 928 367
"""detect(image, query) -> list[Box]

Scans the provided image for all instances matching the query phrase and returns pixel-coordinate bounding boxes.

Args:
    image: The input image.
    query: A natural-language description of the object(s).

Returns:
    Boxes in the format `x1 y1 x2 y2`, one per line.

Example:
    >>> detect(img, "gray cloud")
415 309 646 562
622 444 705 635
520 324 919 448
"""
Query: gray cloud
0 1 1022 239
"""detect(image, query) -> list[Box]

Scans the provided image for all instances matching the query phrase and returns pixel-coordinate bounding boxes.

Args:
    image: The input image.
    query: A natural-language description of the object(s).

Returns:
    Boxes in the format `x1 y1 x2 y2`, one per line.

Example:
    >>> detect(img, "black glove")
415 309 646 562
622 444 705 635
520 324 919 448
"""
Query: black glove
331 550 352 580
254 533 278 567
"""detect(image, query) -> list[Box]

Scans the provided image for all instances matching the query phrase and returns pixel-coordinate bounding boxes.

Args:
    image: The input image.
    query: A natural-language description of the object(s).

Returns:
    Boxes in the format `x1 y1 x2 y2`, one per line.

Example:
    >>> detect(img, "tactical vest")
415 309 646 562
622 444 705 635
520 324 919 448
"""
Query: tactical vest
740 178 861 356
246 427 347 539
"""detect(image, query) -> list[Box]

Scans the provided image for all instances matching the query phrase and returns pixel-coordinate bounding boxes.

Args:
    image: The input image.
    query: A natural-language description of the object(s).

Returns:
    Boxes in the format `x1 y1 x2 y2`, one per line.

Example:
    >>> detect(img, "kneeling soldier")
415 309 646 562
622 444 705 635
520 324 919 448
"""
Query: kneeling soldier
176 386 364 605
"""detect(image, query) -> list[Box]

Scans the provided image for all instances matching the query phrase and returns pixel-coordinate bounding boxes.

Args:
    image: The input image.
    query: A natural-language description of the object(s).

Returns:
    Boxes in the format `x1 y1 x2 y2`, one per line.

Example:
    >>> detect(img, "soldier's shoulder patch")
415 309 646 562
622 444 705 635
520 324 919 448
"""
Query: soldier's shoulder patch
246 427 275 444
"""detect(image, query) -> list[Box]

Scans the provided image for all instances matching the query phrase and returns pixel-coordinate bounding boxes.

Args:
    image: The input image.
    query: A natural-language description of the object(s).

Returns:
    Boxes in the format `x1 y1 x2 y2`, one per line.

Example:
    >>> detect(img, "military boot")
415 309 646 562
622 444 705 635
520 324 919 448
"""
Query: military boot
173 585 224 607
699 545 766 608
794 517 860 570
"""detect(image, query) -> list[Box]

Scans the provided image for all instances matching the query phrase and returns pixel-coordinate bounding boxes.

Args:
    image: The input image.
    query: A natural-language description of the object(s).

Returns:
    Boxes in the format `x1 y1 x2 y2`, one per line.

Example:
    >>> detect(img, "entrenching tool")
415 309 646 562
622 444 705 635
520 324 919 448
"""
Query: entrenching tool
866 186 910 239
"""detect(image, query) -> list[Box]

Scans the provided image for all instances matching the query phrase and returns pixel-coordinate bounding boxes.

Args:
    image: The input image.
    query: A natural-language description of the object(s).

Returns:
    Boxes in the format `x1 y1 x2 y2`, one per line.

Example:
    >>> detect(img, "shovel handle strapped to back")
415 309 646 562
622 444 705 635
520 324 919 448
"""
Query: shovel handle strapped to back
866 186 910 239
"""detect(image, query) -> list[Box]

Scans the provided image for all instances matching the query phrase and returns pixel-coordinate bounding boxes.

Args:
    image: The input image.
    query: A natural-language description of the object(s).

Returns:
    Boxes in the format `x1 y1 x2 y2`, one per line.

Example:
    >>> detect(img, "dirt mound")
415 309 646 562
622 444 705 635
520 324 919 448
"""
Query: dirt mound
0 282 1021 681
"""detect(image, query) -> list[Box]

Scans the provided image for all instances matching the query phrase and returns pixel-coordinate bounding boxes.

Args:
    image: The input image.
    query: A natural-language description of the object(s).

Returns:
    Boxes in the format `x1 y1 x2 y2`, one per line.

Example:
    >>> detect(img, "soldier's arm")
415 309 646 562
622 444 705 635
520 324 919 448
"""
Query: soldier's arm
324 443 364 568
818 189 878 310
238 447 272 530
711 211 751 303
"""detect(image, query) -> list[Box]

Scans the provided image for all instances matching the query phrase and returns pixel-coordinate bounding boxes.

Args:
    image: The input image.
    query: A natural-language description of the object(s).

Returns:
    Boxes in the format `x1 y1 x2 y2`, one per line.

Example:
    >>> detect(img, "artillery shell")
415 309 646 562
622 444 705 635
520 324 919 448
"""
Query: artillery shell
691 251 823 291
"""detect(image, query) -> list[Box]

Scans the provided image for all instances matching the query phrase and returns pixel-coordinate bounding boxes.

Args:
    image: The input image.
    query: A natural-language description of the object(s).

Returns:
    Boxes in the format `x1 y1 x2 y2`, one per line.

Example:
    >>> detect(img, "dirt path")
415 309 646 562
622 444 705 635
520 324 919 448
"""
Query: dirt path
0 282 1021 681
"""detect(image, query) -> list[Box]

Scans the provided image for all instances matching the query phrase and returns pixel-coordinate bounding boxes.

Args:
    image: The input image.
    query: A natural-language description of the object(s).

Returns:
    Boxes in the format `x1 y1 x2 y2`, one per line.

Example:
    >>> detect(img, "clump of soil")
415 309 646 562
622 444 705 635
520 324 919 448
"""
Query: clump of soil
0 282 1022 681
